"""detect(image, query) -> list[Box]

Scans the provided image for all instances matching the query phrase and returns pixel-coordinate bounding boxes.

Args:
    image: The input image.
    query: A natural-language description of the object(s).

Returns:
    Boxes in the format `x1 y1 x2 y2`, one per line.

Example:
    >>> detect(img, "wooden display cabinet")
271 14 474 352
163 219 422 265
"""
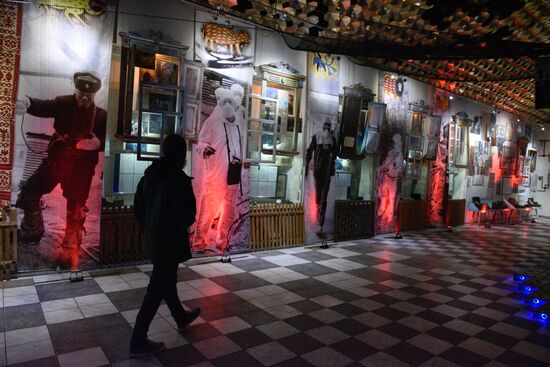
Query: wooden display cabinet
337 85 377 160
116 32 189 157
247 64 305 202
248 64 305 162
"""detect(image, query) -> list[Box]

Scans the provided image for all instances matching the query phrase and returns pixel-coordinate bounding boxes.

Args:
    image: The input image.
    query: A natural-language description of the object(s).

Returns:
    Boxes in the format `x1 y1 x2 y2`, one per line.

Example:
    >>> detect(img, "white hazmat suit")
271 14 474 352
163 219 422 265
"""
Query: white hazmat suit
195 86 244 251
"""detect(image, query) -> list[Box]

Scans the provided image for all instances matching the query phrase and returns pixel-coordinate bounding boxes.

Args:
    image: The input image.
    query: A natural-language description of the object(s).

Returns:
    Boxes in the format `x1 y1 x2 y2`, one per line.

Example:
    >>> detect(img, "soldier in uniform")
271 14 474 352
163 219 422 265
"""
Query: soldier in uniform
305 119 338 238
15 72 106 249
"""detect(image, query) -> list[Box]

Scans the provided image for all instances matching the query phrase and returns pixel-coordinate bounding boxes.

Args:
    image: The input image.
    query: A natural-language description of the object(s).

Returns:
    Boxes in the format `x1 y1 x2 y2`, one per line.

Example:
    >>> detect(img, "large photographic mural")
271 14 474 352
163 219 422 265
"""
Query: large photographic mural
305 53 340 242
12 1 114 270
375 73 408 234
428 93 452 226
191 12 253 255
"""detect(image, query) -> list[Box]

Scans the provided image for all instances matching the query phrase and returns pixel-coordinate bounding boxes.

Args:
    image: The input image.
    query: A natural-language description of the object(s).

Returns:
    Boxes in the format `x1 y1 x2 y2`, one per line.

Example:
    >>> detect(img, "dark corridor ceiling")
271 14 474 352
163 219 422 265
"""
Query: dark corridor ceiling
184 0 550 124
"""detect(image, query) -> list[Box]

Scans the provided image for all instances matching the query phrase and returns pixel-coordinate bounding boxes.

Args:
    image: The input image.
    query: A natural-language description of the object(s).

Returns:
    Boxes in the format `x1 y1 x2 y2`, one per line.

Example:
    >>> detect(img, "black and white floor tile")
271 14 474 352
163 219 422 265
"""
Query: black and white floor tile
1 220 550 366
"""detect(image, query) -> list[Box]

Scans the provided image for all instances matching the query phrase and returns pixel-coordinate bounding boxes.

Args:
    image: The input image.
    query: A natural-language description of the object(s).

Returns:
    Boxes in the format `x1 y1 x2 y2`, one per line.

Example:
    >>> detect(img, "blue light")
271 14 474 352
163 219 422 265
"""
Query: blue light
542 313 548 320
525 286 532 292
533 299 540 304
519 275 525 280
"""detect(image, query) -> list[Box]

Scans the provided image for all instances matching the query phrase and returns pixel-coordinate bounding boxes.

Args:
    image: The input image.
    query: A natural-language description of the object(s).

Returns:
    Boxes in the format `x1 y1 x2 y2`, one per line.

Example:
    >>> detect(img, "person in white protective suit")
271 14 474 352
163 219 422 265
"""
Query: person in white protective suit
194 85 244 253
377 133 404 225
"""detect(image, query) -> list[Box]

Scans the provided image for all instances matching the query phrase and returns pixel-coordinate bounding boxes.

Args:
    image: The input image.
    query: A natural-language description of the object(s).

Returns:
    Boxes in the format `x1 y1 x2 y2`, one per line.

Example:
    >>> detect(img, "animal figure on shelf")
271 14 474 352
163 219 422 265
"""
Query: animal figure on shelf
201 23 251 59
36 0 106 26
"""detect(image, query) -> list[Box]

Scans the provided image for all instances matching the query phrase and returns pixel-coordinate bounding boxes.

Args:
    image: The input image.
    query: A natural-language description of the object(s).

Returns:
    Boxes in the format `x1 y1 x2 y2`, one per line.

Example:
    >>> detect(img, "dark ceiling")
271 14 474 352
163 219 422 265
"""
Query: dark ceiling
186 0 550 124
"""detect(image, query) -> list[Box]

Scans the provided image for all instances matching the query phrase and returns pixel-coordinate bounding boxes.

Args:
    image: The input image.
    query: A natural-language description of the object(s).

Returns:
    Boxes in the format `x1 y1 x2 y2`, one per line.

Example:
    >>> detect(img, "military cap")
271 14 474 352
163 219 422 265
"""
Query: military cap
73 72 101 93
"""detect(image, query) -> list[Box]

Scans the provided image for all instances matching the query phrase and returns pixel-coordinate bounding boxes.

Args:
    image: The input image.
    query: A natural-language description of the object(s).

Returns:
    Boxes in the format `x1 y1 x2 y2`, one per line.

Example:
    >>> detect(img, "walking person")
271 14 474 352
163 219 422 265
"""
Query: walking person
130 134 201 357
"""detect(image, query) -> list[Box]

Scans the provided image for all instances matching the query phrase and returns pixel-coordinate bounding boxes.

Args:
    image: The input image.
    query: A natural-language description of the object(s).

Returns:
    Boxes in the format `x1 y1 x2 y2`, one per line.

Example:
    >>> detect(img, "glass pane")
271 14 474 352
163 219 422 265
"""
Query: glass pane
247 131 260 160
263 123 276 133
155 58 179 86
163 115 177 135
143 85 178 112
262 134 274 149
278 135 294 151
260 100 277 120
250 98 261 119
248 119 261 131
141 112 162 137
139 143 161 160
251 82 262 96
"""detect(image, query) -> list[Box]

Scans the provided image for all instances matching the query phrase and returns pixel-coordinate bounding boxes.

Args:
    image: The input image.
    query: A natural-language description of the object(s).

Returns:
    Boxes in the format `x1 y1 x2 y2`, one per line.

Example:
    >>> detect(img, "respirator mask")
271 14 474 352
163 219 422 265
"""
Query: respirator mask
220 98 236 120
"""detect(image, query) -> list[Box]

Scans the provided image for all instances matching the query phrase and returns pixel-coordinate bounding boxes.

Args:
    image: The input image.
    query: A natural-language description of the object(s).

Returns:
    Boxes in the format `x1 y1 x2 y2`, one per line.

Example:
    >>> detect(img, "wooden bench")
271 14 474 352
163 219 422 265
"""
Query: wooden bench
0 209 18 280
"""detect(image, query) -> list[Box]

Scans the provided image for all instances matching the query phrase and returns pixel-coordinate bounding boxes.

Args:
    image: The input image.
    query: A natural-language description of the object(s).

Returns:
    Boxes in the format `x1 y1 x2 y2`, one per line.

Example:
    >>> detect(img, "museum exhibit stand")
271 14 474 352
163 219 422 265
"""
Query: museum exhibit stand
101 32 190 264
399 105 443 231
334 85 380 240
247 64 306 250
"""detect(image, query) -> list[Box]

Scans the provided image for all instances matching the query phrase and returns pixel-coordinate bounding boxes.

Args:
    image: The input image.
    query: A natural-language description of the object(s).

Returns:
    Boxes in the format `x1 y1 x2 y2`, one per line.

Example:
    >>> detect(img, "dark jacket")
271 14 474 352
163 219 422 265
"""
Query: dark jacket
134 159 196 264
27 95 107 152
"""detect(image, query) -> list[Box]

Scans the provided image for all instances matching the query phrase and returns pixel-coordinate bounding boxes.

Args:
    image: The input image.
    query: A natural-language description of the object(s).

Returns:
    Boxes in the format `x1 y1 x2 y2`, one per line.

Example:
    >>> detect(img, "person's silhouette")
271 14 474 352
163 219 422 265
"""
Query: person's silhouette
130 134 201 358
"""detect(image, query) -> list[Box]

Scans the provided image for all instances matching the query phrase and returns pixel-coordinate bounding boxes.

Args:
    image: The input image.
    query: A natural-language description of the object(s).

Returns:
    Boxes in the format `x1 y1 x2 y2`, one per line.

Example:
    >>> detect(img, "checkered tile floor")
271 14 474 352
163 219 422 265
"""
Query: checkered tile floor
2 220 550 366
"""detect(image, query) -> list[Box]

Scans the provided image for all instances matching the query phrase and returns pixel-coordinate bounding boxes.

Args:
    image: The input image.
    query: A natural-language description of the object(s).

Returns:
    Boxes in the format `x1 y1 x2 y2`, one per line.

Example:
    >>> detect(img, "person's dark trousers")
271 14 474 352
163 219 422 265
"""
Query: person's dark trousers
132 261 186 342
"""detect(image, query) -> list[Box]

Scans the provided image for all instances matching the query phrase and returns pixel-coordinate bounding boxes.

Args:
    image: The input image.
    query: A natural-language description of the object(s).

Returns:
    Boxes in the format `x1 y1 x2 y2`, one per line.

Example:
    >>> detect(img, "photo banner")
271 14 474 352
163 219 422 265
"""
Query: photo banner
191 13 254 255
375 73 408 234
305 53 340 243
12 1 115 270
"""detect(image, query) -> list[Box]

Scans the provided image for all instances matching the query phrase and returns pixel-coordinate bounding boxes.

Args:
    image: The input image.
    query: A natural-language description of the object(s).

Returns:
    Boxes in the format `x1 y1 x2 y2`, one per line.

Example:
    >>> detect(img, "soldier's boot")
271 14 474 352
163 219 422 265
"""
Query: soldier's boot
15 191 44 243
62 204 88 249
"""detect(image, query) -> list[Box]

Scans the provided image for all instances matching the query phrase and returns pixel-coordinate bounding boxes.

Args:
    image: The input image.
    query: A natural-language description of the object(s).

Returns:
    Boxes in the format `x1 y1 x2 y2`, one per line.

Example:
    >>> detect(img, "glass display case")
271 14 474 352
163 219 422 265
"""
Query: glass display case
337 85 377 160
137 82 185 160
247 64 305 203
448 113 472 199
335 84 383 202
110 32 188 196
247 95 278 163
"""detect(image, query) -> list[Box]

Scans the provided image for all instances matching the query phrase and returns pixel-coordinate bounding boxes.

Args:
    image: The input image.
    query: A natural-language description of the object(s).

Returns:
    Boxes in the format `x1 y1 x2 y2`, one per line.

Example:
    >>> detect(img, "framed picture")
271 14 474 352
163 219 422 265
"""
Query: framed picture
149 92 176 112
156 59 178 86
147 113 162 136
409 135 423 151
424 139 438 159
185 102 198 137
411 113 423 136
184 62 202 100
366 102 386 129
362 129 379 154
286 116 295 133
427 115 442 138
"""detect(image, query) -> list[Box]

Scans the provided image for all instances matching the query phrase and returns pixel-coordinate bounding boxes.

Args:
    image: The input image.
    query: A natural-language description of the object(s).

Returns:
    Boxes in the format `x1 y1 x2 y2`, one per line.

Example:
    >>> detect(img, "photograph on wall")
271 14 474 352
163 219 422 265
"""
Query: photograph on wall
305 52 341 242
488 112 497 146
191 69 251 255
500 121 517 176
308 53 340 95
184 62 203 100
305 93 339 241
194 11 255 68
367 102 386 129
376 72 409 234
470 116 481 135
375 127 405 234
11 1 114 270
156 58 178 85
